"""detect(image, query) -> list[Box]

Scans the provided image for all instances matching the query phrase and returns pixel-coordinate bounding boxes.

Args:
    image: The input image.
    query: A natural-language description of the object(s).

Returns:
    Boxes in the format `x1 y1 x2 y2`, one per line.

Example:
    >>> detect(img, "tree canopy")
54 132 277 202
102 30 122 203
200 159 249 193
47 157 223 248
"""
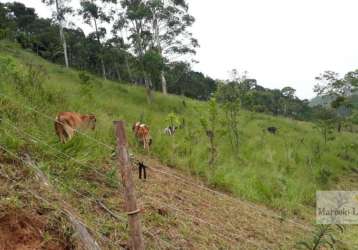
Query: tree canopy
3 1 358 124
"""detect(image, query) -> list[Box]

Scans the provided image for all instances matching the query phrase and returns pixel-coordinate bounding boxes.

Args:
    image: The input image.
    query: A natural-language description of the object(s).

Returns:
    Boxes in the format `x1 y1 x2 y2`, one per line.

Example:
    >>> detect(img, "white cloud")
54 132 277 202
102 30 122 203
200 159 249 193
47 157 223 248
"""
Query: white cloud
189 0 358 99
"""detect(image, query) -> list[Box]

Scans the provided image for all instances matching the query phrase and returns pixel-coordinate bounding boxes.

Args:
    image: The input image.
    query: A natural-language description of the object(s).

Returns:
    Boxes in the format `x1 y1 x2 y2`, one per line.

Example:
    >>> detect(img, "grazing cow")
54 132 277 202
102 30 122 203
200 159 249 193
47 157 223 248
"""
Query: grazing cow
132 122 152 150
164 126 177 136
55 112 96 143
267 126 278 134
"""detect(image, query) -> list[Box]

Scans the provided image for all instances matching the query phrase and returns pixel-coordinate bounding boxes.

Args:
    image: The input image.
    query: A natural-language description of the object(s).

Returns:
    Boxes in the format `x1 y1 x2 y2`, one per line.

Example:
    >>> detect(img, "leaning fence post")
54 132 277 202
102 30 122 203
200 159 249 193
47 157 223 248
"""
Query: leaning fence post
113 121 145 250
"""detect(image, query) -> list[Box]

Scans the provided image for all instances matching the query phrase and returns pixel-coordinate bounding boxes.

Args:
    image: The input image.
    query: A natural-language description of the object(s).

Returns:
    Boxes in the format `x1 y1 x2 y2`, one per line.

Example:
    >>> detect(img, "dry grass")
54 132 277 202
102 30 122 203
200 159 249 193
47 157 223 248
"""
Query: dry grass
0 150 312 249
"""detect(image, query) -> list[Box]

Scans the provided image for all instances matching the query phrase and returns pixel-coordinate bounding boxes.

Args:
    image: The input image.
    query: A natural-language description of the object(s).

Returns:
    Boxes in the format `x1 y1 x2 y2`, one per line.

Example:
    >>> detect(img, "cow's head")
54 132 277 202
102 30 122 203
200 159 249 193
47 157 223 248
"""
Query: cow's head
87 114 97 130
132 122 140 132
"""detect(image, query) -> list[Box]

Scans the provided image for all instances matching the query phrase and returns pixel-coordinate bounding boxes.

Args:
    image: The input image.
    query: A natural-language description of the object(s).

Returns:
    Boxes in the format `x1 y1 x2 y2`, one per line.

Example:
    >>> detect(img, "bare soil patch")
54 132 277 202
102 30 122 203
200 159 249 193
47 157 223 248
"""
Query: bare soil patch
0 210 66 250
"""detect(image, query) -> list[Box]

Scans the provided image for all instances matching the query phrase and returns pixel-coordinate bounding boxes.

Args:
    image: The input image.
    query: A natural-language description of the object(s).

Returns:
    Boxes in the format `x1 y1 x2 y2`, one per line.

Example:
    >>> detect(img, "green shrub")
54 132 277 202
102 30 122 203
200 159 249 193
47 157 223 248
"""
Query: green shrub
78 71 92 85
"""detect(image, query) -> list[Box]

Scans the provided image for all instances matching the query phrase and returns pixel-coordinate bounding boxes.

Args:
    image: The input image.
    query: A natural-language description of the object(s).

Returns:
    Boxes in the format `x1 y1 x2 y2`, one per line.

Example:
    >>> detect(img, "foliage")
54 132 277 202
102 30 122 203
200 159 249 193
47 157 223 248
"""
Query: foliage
166 62 217 100
200 98 219 166
78 71 92 85
312 107 337 144
314 70 358 132
314 71 356 97
297 225 345 250
216 81 241 153
165 112 180 128
143 49 164 79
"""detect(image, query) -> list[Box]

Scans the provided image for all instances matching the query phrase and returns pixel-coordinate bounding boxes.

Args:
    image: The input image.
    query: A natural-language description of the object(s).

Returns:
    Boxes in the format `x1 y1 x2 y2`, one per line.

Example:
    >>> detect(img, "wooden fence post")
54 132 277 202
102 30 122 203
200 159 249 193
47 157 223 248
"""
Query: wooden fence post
113 121 145 250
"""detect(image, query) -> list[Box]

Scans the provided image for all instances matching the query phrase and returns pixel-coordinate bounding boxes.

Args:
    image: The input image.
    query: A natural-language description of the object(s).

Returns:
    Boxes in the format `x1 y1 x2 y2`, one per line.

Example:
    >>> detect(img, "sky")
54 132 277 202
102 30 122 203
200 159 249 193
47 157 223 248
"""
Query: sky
2 0 358 99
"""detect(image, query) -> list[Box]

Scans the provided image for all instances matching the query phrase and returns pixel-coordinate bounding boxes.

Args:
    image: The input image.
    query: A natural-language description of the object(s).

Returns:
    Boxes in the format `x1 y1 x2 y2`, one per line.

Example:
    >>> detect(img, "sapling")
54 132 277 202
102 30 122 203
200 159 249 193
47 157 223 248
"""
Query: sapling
200 98 219 166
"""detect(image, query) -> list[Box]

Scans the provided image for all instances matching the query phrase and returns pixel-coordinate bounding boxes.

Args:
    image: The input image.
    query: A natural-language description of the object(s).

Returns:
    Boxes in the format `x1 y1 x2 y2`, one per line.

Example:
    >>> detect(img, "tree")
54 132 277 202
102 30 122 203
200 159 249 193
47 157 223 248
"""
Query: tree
344 69 358 88
314 71 352 97
312 106 337 144
281 86 296 99
104 36 128 81
200 98 219 166
0 3 17 39
42 0 72 68
118 0 154 103
79 0 115 80
314 71 357 132
228 69 248 83
65 27 87 67
147 0 198 95
143 48 164 84
216 81 240 153
281 86 296 115
5 2 37 31
109 21 134 82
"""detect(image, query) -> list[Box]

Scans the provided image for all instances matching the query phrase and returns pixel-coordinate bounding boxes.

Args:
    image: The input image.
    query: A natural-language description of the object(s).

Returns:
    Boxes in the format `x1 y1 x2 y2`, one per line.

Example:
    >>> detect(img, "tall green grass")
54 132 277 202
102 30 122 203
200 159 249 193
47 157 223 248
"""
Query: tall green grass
1 40 358 217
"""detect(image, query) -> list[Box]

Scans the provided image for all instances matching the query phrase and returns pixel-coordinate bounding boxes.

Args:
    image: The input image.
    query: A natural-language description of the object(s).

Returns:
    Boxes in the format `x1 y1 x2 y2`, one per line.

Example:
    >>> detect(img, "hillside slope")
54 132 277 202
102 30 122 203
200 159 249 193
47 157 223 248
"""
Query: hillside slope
1 41 358 248
0 152 310 249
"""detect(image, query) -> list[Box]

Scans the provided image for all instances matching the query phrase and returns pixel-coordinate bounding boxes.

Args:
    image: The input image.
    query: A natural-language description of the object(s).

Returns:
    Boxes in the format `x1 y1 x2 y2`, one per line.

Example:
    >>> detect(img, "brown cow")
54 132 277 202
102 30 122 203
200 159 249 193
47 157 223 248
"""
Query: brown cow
54 112 96 143
132 122 152 151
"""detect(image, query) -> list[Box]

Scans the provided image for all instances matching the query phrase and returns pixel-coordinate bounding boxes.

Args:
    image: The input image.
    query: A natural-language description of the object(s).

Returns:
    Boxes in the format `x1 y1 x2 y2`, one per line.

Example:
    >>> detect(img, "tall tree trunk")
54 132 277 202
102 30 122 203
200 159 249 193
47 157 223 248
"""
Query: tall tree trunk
337 121 342 133
161 71 168 95
144 73 152 104
100 57 107 80
55 0 69 68
124 54 133 83
151 9 168 95
93 17 106 80
59 25 69 68
115 63 122 81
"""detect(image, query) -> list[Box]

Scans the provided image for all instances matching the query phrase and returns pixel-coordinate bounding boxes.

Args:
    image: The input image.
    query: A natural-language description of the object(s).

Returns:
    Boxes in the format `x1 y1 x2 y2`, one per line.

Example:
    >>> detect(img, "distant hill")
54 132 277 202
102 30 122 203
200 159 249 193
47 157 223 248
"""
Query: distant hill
310 91 358 109
309 95 336 107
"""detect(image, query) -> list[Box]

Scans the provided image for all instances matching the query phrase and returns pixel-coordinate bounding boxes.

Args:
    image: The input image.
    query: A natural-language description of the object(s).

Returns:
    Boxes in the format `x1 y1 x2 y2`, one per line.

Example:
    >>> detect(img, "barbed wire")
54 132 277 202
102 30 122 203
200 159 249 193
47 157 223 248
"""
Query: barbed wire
0 141 126 218
1 122 231 248
1 118 112 181
146 164 282 234
0 92 115 151
0 143 179 250
1 124 251 248
146 165 313 232
0 166 125 250
3 117 249 237
144 194 263 249
0 91 312 232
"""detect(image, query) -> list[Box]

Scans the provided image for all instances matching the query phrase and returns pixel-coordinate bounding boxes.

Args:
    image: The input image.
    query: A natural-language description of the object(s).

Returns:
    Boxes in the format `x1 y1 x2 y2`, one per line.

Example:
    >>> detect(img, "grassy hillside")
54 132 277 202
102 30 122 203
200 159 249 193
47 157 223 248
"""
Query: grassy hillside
1 40 358 213
0 42 358 249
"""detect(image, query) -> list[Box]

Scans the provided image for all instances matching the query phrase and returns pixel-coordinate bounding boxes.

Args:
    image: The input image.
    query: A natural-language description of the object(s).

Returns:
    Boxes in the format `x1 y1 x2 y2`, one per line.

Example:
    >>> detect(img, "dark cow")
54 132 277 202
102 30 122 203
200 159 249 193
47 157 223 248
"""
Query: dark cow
267 127 278 134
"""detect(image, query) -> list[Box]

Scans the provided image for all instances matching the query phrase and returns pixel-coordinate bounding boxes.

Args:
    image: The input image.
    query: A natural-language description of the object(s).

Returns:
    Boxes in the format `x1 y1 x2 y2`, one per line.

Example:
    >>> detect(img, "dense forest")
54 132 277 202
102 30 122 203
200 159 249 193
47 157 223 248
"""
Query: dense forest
1 1 358 125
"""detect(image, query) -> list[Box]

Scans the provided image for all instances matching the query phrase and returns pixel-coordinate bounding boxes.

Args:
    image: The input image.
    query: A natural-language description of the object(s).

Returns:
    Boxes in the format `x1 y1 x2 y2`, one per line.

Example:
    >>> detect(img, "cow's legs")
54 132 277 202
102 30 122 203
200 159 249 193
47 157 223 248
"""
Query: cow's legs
63 123 75 142
144 138 147 150
55 122 68 144
144 137 149 152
